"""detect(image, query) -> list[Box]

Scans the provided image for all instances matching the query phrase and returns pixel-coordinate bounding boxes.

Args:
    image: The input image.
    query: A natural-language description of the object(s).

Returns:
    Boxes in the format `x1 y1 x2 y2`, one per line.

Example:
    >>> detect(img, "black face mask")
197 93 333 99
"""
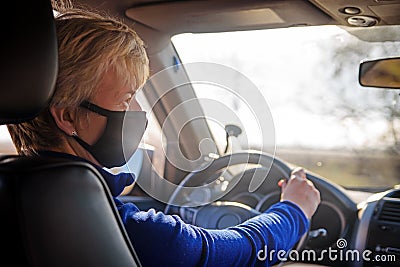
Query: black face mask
74 101 147 168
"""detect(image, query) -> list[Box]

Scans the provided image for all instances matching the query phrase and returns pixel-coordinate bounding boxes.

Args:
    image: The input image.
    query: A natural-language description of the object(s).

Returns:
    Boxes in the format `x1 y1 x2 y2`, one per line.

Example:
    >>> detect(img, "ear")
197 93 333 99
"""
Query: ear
49 106 76 136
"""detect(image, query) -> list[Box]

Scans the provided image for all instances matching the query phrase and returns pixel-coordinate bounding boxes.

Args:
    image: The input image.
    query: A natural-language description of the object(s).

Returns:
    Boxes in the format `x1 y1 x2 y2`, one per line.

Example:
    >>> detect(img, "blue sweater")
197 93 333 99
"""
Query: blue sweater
39 151 309 267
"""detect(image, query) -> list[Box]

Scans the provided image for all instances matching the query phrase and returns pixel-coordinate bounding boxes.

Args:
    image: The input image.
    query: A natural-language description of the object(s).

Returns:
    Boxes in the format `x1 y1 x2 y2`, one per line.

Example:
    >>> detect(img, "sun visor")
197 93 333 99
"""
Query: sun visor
125 0 332 35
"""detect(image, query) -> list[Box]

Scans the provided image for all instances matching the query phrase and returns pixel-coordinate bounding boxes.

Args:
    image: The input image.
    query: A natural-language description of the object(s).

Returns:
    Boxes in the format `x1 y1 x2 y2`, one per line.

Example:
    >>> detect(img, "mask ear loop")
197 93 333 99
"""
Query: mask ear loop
80 101 114 117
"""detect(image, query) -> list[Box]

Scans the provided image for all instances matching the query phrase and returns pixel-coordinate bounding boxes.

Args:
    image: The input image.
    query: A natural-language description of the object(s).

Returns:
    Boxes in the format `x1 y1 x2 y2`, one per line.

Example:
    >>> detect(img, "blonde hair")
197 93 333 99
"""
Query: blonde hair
7 4 149 155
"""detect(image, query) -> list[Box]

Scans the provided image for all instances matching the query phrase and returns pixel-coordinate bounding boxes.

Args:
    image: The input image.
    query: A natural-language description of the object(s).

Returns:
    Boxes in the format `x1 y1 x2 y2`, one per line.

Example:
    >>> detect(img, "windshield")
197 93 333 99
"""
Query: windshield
172 25 400 189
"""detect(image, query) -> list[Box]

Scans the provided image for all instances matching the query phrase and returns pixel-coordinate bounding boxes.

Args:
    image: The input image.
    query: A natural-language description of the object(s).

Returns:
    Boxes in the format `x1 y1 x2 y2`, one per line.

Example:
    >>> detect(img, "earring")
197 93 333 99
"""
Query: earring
71 130 78 137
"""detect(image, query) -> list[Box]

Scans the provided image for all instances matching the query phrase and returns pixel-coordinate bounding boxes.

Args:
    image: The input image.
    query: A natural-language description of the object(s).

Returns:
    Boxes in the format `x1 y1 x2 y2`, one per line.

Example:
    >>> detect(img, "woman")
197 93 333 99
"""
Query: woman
7 5 320 267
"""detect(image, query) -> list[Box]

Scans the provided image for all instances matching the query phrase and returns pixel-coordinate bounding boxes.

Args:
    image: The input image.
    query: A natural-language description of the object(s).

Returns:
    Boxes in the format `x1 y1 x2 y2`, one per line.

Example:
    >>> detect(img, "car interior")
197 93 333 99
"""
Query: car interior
1 0 400 266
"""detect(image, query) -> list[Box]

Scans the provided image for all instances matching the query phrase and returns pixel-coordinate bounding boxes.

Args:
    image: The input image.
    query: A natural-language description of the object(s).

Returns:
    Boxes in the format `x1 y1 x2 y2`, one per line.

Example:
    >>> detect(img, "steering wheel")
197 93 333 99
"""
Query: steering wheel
164 151 310 252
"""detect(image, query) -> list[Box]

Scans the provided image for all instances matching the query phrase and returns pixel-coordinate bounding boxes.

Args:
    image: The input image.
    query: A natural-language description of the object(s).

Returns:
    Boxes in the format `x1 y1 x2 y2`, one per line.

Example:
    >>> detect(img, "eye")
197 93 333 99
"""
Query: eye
119 93 135 110
120 92 130 100
126 93 136 104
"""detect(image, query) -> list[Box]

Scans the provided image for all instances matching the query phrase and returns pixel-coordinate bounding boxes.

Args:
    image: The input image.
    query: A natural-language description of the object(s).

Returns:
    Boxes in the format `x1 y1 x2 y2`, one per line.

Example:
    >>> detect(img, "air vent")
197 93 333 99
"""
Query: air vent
378 200 400 223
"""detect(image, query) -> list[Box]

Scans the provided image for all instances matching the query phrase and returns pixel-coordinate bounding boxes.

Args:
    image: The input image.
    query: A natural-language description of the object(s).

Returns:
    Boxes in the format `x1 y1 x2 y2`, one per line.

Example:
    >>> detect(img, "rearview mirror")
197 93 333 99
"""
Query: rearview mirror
359 57 400 89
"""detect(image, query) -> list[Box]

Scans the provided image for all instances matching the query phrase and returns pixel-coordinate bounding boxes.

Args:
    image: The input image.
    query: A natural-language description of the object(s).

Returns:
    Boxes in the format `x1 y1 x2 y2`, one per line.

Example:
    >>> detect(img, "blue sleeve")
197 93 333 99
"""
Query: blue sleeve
115 199 309 267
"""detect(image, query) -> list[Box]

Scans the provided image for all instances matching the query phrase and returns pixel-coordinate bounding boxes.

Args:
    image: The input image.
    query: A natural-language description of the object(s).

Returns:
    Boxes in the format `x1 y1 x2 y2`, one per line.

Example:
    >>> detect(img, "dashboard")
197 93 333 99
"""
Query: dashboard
354 188 400 267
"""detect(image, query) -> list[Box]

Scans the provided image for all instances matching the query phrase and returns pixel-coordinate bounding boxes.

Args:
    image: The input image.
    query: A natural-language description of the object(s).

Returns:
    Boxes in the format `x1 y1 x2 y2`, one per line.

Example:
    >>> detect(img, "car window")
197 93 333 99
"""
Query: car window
172 25 400 189
0 125 16 155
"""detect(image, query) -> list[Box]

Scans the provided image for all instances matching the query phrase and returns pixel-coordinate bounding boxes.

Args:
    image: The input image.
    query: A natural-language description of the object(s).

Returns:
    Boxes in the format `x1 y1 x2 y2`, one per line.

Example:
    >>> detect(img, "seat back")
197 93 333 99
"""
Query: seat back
0 1 141 266
0 156 141 266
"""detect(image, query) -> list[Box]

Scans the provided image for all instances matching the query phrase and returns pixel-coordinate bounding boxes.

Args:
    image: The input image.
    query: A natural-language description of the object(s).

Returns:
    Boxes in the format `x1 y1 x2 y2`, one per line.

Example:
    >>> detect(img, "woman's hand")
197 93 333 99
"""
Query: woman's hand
280 167 321 219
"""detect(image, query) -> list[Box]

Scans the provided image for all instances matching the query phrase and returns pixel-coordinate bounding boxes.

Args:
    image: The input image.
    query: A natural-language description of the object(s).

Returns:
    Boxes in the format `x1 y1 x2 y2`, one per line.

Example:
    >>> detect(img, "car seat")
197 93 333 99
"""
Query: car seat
0 1 141 266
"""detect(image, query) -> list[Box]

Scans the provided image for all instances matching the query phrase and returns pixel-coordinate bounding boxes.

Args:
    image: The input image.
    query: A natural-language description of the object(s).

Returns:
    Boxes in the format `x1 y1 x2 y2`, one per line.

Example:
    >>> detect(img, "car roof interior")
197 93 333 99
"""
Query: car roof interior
79 0 400 56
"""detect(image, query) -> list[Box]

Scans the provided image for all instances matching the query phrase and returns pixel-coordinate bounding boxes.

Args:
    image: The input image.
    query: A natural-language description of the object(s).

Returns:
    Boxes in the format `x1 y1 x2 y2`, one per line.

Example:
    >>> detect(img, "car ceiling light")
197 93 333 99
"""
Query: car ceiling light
347 15 378 27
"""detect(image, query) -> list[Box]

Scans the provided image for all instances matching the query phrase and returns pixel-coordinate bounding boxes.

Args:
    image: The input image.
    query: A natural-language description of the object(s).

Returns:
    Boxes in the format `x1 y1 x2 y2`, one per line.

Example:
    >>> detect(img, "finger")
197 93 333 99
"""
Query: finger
291 173 304 181
291 167 306 180
306 179 314 187
278 178 287 188
278 179 287 190
292 167 304 172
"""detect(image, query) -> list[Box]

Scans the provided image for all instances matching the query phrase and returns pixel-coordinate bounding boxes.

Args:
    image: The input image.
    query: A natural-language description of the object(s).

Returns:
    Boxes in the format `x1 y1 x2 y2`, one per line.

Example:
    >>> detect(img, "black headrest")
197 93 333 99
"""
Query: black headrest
0 0 58 124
